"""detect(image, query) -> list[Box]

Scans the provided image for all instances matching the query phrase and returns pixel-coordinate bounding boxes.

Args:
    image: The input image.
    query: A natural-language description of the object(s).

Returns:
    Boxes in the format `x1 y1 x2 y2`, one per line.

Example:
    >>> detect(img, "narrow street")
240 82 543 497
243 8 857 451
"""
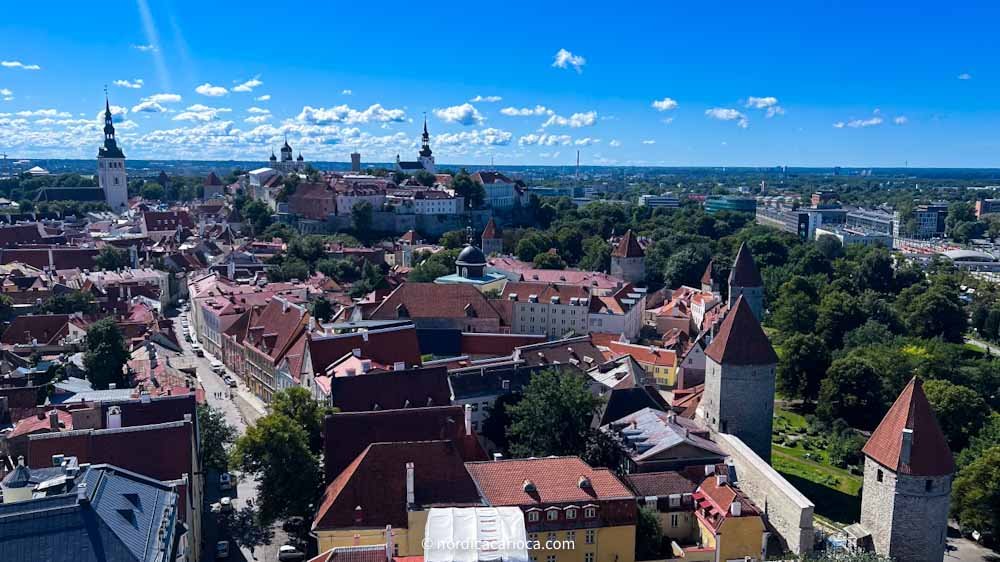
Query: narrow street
171 312 288 561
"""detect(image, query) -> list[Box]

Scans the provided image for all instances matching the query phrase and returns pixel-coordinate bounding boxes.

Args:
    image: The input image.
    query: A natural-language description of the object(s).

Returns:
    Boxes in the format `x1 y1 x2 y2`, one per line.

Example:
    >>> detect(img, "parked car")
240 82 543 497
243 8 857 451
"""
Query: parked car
219 496 233 511
191 344 204 357
216 541 230 559
211 360 225 374
219 472 232 490
277 545 305 561
226 376 238 388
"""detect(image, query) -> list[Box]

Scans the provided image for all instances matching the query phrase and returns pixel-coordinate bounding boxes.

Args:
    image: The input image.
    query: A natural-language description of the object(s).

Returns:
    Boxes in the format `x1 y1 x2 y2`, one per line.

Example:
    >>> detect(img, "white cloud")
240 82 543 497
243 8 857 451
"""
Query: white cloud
574 138 600 146
745 96 784 117
232 77 262 92
552 48 586 73
174 103 232 121
255 94 271 101
661 117 674 125
893 116 908 125
518 133 572 146
500 105 553 117
436 128 513 146
609 139 622 147
641 139 656 145
195 83 229 97
705 108 749 128
470 95 502 103
1 60 41 71
958 73 972 80
542 111 597 128
143 93 182 104
131 44 158 53
433 103 484 126
245 115 270 124
114 79 144 89
0 88 12 101
651 97 678 112
341 89 353 95
18 109 72 118
835 110 884 129
247 107 270 114
297 104 407 125
132 101 167 113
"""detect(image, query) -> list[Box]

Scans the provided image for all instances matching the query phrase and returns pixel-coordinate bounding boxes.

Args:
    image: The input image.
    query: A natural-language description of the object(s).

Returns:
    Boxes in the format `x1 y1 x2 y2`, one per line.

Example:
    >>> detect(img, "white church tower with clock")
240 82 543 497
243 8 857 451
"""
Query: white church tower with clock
97 95 128 214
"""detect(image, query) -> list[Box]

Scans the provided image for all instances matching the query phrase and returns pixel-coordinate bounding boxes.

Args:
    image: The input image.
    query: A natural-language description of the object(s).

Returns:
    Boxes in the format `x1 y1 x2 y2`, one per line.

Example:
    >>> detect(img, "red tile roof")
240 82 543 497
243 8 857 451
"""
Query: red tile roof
694 474 760 533
204 172 223 186
369 284 504 322
245 297 308 362
605 341 676 367
0 313 73 345
142 210 194 232
481 218 498 240
700 260 714 287
612 230 644 258
862 377 954 476
625 469 704 498
0 223 47 247
307 325 422 374
729 242 762 287
460 333 546 357
704 297 777 365
313 441 482 531
464 457 633 506
9 410 72 439
328 366 451 413
323 406 487 483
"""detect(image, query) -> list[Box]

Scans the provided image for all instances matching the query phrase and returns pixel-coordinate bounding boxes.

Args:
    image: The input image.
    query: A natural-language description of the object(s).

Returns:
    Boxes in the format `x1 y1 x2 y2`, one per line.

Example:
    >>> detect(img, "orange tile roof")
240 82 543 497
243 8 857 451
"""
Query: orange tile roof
464 456 633 506
862 377 954 476
611 230 644 258
606 341 676 367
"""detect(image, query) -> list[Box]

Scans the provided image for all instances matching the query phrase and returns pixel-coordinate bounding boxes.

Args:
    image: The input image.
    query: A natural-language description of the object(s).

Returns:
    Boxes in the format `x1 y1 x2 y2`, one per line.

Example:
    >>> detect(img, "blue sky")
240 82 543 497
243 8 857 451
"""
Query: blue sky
1 0 999 167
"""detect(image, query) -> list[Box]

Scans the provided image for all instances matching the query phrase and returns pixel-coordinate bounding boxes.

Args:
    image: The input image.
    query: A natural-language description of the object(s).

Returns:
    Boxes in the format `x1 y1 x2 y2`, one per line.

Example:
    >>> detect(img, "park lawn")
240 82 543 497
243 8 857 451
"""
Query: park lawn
772 408 863 527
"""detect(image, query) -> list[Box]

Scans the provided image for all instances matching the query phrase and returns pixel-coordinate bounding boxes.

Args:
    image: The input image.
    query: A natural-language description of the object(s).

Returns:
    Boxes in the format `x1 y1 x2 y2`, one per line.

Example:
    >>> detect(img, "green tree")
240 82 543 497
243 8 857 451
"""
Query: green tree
271 258 310 282
582 429 626 473
452 169 485 209
198 403 237 472
270 387 328 453
508 369 602 458
310 296 334 323
242 199 273 235
579 236 611 272
408 260 451 282
288 235 326 265
83 318 129 390
817 356 884 428
532 251 567 270
816 291 867 349
140 182 165 200
317 258 361 283
803 551 894 562
230 413 321 525
351 201 374 240
635 506 664 560
776 333 830 403
897 285 966 343
439 230 467 250
414 170 437 187
218 505 274 556
482 392 520 456
663 246 710 288
94 246 131 271
951 445 1000 541
770 287 818 335
958 412 1000 467
40 290 97 314
923 379 987 451
515 231 551 262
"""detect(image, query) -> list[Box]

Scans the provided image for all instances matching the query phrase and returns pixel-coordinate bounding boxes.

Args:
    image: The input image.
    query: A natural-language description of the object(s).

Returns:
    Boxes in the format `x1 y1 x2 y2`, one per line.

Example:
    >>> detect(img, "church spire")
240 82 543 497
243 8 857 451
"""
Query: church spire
419 113 433 158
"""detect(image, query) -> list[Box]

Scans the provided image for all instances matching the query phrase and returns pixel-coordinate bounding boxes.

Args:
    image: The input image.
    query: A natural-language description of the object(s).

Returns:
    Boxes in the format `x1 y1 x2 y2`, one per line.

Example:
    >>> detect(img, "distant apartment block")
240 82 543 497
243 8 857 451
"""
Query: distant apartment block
638 193 680 209
975 198 1000 218
703 196 756 214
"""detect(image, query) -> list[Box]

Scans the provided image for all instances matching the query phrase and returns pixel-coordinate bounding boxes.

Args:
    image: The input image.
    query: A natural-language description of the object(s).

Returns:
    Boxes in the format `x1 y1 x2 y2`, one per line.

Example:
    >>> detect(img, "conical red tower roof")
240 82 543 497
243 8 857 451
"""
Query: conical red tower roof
729 242 762 287
862 377 954 476
482 218 498 240
612 229 644 258
705 296 777 365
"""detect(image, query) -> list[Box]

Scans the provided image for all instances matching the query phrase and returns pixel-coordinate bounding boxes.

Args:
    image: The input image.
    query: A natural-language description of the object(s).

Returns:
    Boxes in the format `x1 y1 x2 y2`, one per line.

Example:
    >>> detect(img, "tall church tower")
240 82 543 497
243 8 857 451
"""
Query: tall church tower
855 377 954 562
728 242 764 321
97 96 128 213
418 116 435 173
698 296 778 461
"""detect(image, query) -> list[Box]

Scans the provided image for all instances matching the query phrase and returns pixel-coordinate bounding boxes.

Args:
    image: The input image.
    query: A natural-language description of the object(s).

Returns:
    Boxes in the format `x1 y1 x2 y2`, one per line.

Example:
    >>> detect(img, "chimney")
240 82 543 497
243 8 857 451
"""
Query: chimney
716 473 728 487
48 410 60 430
730 502 742 517
464 404 473 436
109 383 117 390
405 462 415 506
354 505 364 525
52 454 65 467
361 359 372 373
900 428 914 465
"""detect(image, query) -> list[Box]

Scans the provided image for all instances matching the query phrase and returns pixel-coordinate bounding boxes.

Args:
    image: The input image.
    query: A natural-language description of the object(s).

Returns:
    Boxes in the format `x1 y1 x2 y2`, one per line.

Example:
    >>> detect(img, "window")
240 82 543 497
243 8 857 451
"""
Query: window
565 508 577 519
585 530 595 545
528 511 540 522
547 510 559 521
584 554 594 562
876 469 883 483
528 533 538 541
670 514 679 528
925 479 933 492
584 507 596 519
546 556 556 562
393 544 399 556
547 532 556 542
566 531 575 543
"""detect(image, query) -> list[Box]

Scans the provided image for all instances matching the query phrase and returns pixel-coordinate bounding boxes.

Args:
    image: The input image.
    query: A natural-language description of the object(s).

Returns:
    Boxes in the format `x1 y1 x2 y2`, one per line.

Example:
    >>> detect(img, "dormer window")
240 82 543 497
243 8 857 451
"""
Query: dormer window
546 508 559 521
565 508 577 519
584 507 597 518
527 511 540 522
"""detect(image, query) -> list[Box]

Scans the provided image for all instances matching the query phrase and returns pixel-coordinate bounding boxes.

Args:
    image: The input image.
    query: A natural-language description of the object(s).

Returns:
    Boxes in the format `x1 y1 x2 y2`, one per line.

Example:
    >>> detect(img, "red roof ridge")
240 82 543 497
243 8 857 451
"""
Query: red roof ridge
704 296 777 365
729 242 762 287
612 229 644 258
861 377 954 476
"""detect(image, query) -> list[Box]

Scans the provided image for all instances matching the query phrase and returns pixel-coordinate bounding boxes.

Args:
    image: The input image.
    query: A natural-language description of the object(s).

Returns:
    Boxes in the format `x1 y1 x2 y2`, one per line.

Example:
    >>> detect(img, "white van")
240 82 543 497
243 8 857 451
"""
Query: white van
210 360 225 374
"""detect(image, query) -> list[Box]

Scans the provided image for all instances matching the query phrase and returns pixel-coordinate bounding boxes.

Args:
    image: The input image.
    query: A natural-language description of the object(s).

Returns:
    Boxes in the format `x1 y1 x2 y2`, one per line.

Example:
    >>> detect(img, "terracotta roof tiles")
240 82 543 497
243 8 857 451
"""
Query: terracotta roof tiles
704 297 777 365
862 377 954 476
